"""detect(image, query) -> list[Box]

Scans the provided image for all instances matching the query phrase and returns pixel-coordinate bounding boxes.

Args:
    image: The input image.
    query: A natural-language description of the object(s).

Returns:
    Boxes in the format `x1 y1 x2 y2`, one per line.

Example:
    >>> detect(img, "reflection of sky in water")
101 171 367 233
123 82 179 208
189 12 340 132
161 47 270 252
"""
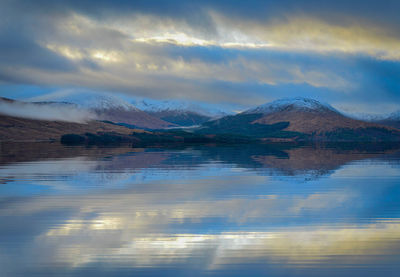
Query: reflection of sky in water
1 145 400 276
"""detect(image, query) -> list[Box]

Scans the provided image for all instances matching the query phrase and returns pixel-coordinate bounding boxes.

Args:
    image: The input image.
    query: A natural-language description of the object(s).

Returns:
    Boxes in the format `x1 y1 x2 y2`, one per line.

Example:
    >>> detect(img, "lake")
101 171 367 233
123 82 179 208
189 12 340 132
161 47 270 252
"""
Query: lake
1 142 400 276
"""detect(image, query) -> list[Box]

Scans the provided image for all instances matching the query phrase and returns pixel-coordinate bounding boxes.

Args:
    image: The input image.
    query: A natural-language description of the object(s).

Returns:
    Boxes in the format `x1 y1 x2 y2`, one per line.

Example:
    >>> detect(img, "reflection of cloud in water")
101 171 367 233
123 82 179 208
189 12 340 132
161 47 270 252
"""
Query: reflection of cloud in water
1 176 399 273
32 220 400 270
0 157 93 177
1 143 400 275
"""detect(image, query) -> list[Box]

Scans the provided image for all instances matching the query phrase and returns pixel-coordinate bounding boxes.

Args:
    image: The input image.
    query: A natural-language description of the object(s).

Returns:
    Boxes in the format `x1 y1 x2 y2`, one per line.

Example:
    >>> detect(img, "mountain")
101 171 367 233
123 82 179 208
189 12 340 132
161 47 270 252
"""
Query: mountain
66 94 177 129
133 99 228 117
132 99 228 126
26 93 232 128
26 93 175 129
343 110 400 130
93 106 176 130
243 97 338 115
0 97 149 143
2 96 400 143
373 111 400 129
147 110 212 126
243 97 373 133
199 97 400 142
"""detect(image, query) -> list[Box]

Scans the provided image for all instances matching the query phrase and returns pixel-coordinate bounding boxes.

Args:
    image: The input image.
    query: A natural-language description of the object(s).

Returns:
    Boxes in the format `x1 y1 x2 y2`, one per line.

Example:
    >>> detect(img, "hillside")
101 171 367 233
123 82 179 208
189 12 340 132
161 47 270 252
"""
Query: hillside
375 119 400 129
82 94 176 129
251 98 378 134
147 110 211 126
132 99 228 126
0 114 139 142
1 97 400 143
94 107 176 129
372 111 400 129
199 98 400 142
0 96 174 130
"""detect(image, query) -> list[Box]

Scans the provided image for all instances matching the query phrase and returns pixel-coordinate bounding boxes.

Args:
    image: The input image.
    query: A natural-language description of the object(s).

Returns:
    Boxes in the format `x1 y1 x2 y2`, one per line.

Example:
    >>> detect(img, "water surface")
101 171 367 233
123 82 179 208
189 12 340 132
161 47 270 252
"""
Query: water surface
1 142 400 276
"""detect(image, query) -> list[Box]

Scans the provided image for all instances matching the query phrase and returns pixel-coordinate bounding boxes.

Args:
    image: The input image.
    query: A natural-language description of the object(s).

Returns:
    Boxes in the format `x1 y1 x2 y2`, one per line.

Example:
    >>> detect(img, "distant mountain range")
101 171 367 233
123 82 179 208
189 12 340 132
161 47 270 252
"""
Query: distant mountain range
372 111 400 129
19 94 222 128
346 110 400 129
92 105 175 130
146 110 212 126
44 94 178 129
131 99 228 126
1 96 400 143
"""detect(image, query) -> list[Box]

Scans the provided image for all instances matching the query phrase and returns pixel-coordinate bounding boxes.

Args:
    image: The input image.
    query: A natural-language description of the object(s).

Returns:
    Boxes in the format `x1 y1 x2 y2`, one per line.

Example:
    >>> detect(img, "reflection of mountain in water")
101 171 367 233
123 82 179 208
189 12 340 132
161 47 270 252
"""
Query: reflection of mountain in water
1 142 400 177
1 142 400 180
170 143 400 179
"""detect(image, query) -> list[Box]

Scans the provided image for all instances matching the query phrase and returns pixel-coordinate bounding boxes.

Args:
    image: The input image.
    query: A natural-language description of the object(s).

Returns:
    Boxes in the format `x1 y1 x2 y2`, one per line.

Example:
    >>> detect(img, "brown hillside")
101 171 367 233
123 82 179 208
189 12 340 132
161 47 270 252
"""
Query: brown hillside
95 108 176 129
0 114 142 142
253 109 391 134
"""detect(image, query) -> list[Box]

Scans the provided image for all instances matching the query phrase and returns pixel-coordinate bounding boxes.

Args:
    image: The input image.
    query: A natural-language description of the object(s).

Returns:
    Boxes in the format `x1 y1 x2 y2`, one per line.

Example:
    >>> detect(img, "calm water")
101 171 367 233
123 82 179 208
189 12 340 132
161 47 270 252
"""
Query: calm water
1 142 400 276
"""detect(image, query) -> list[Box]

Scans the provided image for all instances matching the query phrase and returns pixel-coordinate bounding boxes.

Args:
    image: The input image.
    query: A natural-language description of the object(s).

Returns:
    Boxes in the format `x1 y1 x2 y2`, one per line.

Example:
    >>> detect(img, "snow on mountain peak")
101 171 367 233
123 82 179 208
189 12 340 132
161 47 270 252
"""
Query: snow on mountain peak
244 97 338 114
388 110 400 120
132 99 228 117
135 100 191 113
30 92 139 111
80 94 139 111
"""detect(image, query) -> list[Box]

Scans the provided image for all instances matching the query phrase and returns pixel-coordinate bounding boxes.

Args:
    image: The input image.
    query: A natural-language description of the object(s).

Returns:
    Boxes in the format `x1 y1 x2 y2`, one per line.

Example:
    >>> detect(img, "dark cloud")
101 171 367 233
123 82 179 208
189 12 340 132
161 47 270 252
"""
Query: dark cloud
6 0 400 29
0 34 76 72
0 0 400 114
4 1 400 37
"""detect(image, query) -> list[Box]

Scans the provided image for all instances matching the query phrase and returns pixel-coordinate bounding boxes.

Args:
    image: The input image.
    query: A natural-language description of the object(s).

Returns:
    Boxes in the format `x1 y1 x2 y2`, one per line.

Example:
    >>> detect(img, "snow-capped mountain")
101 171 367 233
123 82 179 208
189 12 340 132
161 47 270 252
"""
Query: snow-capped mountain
344 112 386 122
80 95 177 129
133 99 228 117
388 111 400 120
29 92 232 127
131 99 229 126
345 110 400 130
42 92 140 111
243 97 339 115
202 97 391 137
27 92 174 129
372 110 400 129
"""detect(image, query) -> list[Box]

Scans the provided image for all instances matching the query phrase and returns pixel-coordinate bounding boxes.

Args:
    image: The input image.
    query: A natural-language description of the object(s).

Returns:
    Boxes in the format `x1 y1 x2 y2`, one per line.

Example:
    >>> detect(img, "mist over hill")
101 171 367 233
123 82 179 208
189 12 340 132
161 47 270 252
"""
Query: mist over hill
0 97 96 123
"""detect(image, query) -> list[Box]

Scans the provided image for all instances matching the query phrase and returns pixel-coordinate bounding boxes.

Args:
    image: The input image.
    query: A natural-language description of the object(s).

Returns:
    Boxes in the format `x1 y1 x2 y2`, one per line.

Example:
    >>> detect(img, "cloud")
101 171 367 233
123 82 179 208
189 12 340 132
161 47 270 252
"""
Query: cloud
0 100 96 123
1 0 400 113
209 14 400 61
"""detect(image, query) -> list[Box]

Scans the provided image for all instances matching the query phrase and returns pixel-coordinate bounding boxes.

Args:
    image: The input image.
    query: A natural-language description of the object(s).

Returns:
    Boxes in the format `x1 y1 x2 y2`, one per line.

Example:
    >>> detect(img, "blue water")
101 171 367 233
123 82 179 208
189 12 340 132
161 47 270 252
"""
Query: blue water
1 142 400 276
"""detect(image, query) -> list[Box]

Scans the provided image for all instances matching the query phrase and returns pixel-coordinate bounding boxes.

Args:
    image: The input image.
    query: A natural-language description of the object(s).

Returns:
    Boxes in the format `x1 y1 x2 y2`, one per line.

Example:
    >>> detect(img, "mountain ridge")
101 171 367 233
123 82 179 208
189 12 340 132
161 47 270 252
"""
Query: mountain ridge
366 110 400 129
243 97 338 115
198 97 400 141
2 96 400 143
131 99 229 126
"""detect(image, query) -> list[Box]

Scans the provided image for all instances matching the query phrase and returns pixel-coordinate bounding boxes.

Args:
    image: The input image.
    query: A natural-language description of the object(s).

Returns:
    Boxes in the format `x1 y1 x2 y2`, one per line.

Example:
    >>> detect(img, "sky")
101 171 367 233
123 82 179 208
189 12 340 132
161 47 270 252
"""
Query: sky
0 0 400 114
